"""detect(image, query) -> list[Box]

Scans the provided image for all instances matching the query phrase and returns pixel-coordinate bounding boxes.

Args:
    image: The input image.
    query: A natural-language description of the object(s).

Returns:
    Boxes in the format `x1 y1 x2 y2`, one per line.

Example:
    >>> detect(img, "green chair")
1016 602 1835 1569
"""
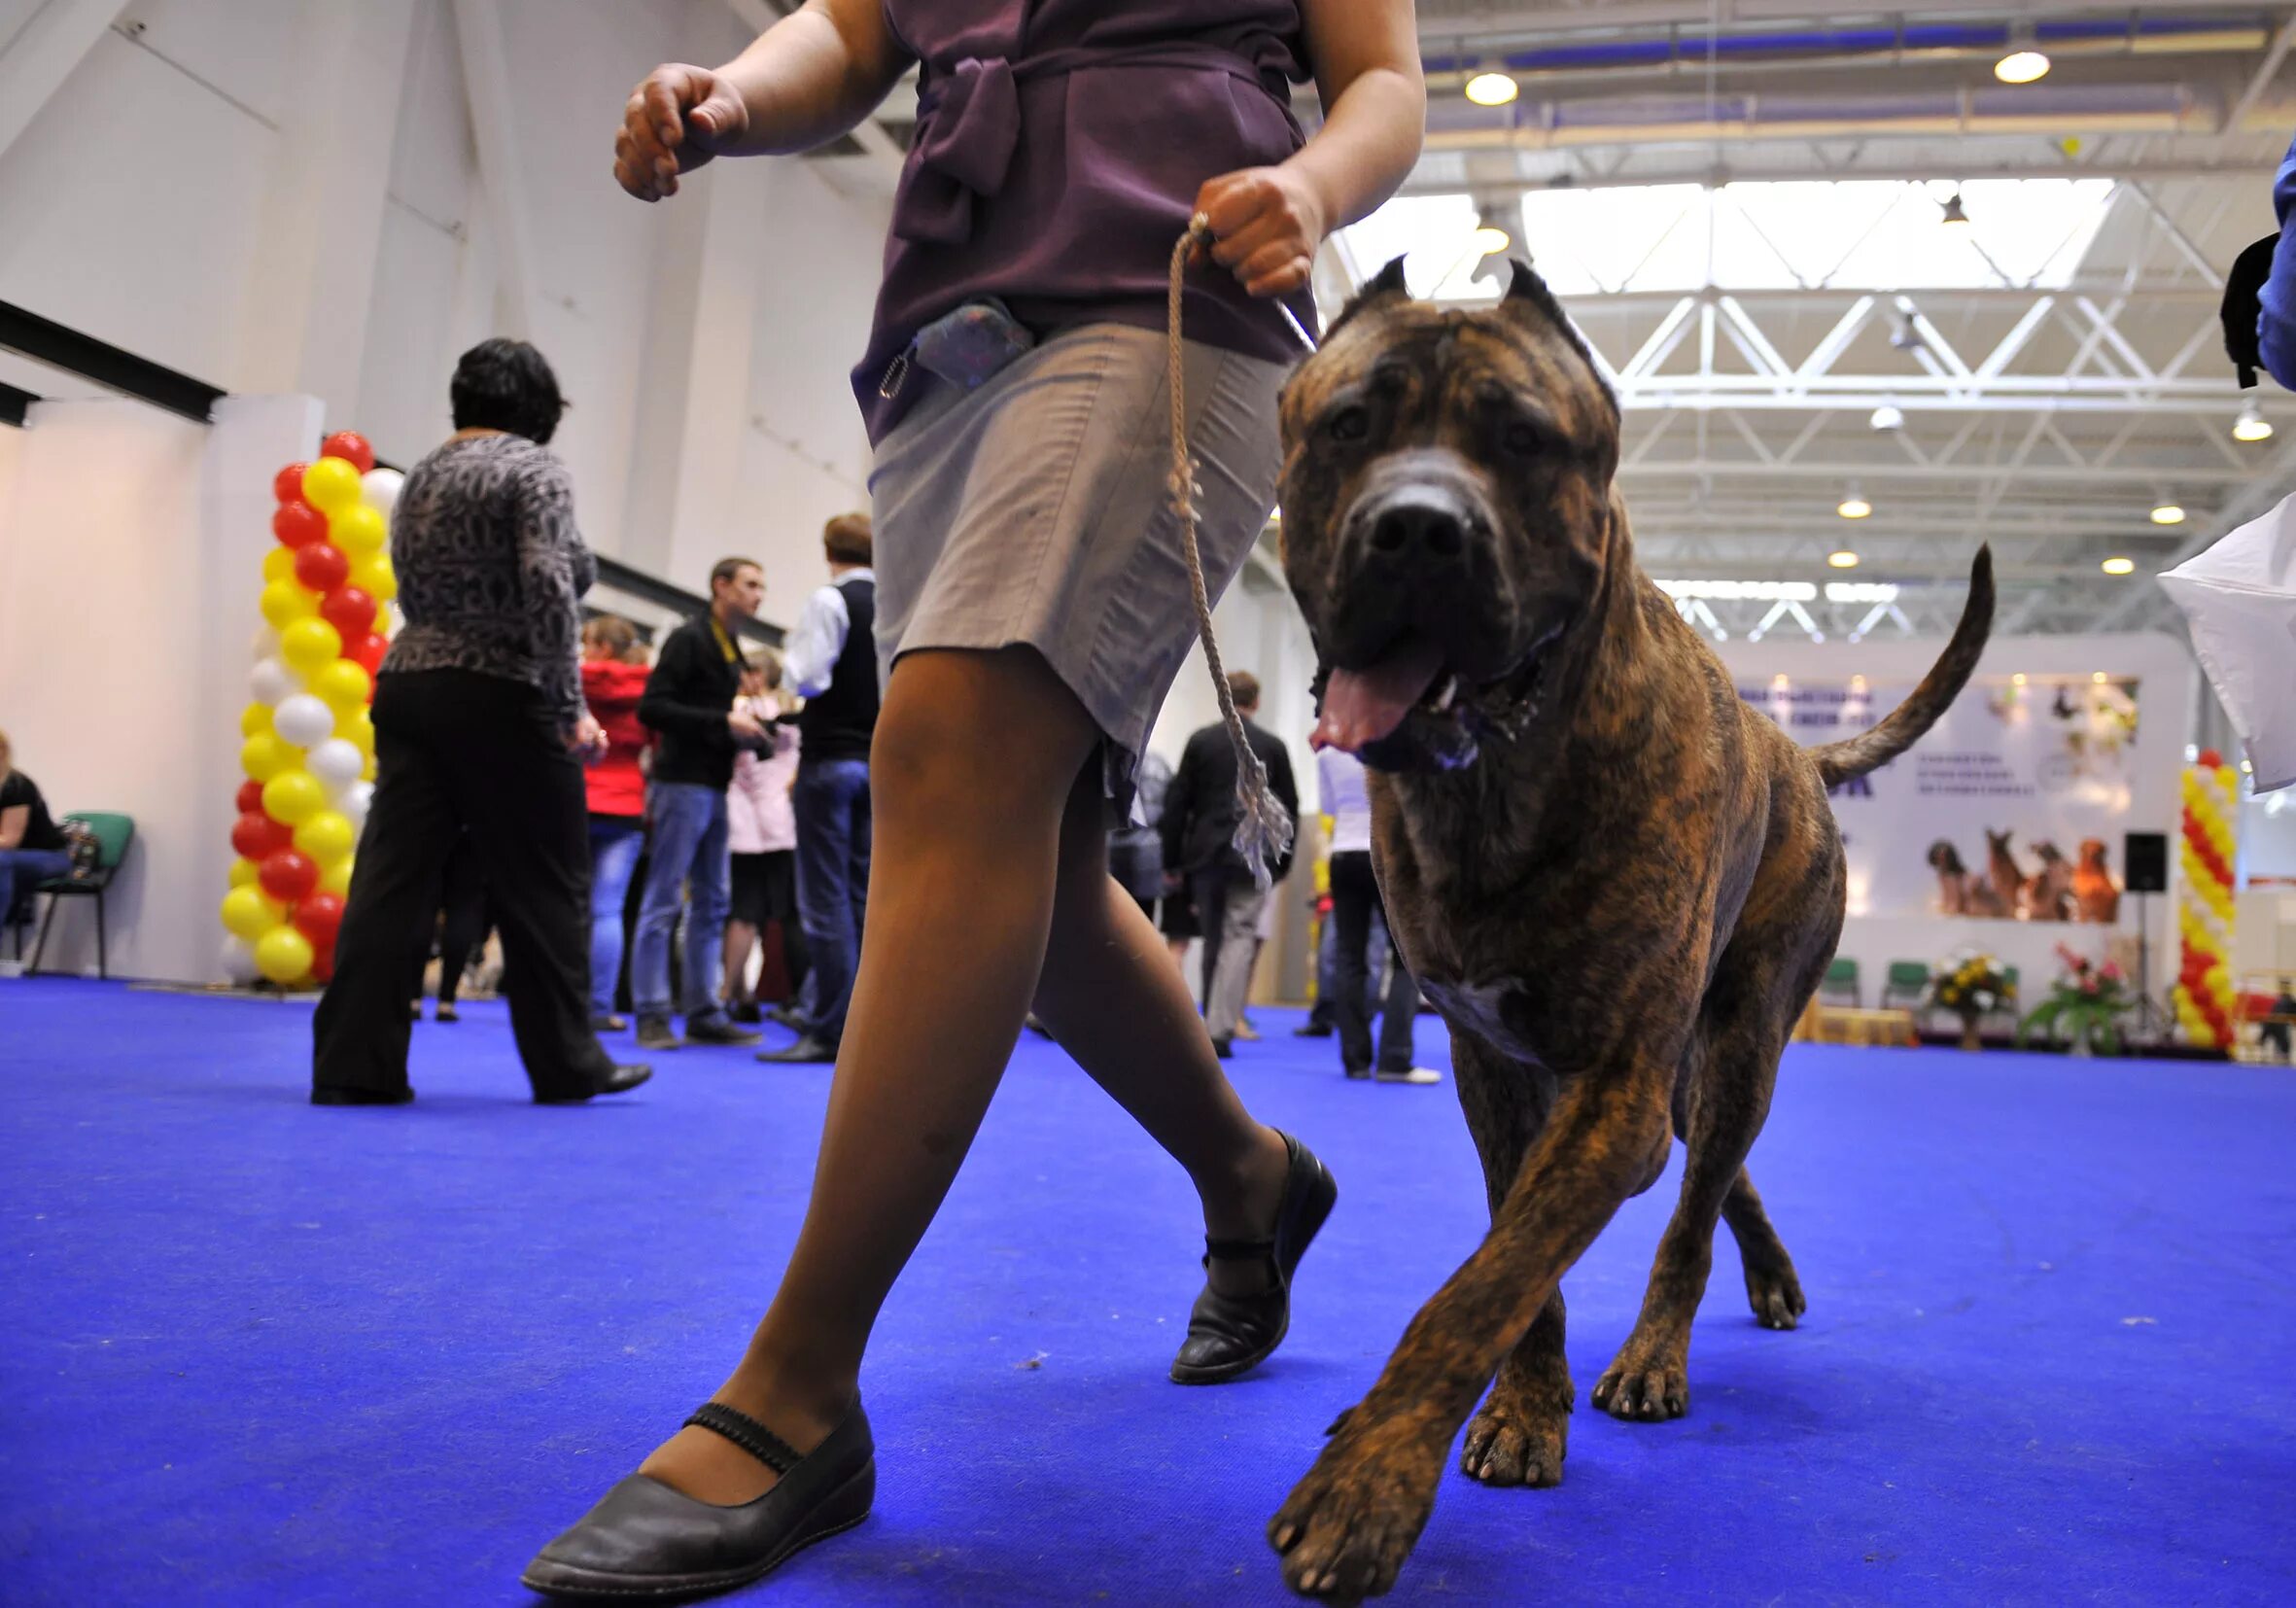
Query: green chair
29 813 135 980
1880 961 1932 1011
1820 956 1861 1007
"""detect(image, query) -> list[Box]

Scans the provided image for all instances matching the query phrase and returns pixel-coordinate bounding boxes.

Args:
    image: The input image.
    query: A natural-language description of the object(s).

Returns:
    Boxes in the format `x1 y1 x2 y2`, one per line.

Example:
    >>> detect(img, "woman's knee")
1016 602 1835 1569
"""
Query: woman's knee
872 649 1094 829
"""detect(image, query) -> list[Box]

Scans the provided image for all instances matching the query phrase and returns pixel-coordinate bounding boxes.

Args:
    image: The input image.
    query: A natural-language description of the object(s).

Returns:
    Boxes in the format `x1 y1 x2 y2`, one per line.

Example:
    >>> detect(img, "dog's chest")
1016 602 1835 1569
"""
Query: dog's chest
1416 975 1547 1064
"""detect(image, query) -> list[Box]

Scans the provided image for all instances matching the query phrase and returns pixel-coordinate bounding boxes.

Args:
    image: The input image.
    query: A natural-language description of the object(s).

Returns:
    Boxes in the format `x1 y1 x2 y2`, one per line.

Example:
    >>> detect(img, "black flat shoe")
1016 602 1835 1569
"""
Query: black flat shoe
1169 1131 1338 1385
522 1401 875 1601
683 1017 762 1048
311 1084 413 1106
756 1034 837 1066
535 1065 652 1105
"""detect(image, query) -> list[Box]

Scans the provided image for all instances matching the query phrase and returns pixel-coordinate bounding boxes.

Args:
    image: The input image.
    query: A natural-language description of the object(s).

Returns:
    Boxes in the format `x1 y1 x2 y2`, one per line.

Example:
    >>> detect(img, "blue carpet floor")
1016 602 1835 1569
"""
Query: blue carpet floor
2 978 2293 1605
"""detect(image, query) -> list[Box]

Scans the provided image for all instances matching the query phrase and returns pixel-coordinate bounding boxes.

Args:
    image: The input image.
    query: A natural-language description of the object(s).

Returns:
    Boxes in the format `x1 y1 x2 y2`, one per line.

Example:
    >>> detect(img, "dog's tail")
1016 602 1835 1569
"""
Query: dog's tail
1810 545 1994 788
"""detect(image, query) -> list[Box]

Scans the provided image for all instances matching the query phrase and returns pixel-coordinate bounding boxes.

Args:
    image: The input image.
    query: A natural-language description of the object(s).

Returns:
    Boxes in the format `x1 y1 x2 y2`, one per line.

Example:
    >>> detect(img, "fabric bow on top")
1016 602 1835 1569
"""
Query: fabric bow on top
892 55 1022 246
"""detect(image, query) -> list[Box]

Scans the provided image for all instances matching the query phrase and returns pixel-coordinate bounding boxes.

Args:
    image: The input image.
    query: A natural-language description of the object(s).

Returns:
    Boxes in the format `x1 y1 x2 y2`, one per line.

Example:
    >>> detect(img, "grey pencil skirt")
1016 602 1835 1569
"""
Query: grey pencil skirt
867 322 1289 805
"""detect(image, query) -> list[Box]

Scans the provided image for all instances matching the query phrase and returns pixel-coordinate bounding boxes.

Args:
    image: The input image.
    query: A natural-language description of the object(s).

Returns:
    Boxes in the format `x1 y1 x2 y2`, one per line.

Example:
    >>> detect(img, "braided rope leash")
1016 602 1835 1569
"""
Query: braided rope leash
1168 215 1295 891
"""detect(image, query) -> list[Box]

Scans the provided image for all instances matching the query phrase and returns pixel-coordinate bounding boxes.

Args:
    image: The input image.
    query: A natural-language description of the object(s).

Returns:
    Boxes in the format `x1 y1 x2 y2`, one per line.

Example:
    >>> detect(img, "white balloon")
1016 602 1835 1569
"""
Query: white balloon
272 693 335 749
250 657 295 708
362 467 405 521
251 626 282 661
339 780 374 831
307 737 365 790
221 934 261 985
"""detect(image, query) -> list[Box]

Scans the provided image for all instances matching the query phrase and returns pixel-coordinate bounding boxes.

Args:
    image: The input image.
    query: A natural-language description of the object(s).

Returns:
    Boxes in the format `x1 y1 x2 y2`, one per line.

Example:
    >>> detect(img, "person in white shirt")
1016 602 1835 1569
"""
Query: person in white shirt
1315 744 1435 1085
724 652 805 1024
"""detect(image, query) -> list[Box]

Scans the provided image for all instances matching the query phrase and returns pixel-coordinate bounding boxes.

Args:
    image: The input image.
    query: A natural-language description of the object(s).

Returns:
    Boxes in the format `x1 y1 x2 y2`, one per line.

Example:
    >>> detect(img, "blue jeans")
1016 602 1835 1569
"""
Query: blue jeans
1 848 73 930
792 759 871 1044
588 817 643 1016
632 782 732 1024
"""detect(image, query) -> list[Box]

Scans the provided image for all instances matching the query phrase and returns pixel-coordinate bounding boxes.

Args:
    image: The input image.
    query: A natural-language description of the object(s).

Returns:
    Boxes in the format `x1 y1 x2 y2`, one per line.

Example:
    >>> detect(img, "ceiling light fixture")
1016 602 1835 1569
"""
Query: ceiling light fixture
2234 402 2274 442
1827 549 1861 569
2102 556 2136 576
2149 503 2185 525
1465 71 1519 107
1869 402 1905 432
1837 489 1872 519
1940 191 1970 226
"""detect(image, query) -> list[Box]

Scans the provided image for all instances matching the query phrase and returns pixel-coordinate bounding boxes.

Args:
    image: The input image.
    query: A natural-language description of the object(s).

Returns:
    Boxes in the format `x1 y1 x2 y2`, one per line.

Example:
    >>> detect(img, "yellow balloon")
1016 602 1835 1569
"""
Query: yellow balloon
301 456 364 516
255 924 316 984
240 731 298 783
370 602 392 636
260 578 320 629
221 886 284 941
320 856 354 898
240 702 274 738
295 809 356 864
262 545 296 584
261 768 327 826
281 617 344 677
330 504 388 556
350 554 397 603
312 658 371 712
227 856 261 889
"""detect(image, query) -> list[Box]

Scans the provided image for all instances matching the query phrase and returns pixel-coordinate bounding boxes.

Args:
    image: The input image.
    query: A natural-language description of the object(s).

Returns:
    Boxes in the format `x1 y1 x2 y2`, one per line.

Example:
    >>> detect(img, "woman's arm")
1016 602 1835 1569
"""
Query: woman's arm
614 0 915 202
0 804 26 851
1198 0 1425 299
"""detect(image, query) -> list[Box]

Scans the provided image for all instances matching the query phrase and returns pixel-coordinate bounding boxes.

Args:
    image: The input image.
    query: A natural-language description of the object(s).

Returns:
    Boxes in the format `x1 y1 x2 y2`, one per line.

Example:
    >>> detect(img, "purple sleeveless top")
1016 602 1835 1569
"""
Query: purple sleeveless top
858 0 1314 441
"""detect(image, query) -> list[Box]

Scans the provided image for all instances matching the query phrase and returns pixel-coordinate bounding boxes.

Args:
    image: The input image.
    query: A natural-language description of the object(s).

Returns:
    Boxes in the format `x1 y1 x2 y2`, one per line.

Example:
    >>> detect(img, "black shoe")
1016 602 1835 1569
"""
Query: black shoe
1024 1014 1054 1038
407 1000 422 1021
765 1005 809 1031
591 1013 628 1033
534 1064 653 1104
729 1000 763 1026
311 1084 414 1106
684 1016 763 1048
635 1016 680 1051
1294 1024 1335 1039
522 1400 875 1600
1209 1036 1234 1060
1169 1131 1338 1385
757 1034 837 1065
435 1001 460 1023
1343 1064 1372 1081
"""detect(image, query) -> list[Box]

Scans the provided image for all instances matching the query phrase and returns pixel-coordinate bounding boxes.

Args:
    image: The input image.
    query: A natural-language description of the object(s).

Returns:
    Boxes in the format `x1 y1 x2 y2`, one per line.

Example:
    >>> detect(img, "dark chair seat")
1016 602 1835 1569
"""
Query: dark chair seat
29 812 135 980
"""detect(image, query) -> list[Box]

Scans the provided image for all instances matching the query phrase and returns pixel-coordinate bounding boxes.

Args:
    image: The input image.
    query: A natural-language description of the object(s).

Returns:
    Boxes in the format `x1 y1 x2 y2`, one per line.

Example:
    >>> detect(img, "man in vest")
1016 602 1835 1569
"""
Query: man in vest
632 558 774 1052
758 514 879 1066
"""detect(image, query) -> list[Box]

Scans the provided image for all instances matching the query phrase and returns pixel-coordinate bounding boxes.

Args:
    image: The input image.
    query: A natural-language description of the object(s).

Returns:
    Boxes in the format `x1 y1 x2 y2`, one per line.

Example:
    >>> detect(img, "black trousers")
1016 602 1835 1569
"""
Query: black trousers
1330 851 1420 1073
314 671 612 1099
411 831 490 1005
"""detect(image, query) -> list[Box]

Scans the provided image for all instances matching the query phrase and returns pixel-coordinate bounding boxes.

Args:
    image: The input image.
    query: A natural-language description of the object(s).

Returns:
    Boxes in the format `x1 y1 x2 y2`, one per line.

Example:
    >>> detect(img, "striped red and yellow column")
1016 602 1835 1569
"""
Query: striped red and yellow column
218 433 400 989
2174 750 2239 1050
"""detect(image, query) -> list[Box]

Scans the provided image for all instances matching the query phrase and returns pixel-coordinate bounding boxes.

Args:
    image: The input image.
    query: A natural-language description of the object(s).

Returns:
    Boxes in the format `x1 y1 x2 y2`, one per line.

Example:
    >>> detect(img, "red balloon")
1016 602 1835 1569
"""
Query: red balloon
235 779 264 815
293 892 346 948
2198 748 2223 769
273 462 311 504
258 848 318 903
273 500 328 549
320 585 377 640
232 811 293 861
311 949 335 986
295 542 351 594
321 433 376 474
350 632 389 677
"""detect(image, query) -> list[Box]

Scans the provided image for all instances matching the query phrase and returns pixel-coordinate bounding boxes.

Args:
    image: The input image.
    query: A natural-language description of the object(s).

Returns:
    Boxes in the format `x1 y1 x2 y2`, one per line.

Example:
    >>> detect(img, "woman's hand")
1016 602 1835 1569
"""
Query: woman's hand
1194 166 1329 298
570 714 609 762
615 64 751 201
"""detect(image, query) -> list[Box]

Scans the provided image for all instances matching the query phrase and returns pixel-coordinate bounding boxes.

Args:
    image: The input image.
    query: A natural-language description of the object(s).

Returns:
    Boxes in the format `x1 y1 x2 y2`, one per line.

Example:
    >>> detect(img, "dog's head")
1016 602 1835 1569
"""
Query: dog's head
1928 840 1966 877
1279 258 1621 772
2078 837 2108 870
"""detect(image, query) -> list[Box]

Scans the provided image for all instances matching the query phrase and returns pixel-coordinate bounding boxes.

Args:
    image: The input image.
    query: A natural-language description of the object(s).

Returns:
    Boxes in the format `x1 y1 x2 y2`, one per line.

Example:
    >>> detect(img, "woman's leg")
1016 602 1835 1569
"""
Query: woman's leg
435 836 486 1008
638 647 1286 1503
587 821 640 1018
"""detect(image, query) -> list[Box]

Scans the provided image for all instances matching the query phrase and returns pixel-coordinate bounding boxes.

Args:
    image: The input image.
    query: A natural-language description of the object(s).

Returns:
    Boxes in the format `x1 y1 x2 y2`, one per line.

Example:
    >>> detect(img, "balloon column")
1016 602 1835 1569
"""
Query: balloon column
2173 749 2241 1051
219 432 402 988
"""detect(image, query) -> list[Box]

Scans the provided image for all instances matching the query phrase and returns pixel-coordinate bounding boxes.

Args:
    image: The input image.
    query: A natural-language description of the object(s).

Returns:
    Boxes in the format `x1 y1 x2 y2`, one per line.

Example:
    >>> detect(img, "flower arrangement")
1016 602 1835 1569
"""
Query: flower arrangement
1930 953 2012 1049
2018 943 2135 1057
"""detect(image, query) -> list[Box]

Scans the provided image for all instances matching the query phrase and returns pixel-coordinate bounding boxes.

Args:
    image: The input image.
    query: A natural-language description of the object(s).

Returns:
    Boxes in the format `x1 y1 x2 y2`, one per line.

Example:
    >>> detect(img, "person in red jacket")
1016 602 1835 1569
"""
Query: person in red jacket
580 616 651 1031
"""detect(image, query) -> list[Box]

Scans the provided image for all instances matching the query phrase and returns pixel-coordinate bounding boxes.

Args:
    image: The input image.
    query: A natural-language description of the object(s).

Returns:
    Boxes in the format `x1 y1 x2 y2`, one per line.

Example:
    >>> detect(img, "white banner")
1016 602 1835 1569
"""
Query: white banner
1742 673 2140 922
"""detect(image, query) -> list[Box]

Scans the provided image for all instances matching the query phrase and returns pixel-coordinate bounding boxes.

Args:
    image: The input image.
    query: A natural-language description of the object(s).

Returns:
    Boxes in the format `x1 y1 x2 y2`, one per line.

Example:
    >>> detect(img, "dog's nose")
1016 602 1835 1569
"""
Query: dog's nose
1368 498 1468 564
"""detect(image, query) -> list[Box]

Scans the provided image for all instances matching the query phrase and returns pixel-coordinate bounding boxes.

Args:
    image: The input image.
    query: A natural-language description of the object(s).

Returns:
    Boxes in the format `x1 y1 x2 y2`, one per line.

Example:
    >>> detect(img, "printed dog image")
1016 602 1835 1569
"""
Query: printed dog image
1928 839 1971 915
2073 838 2122 924
1267 258 1993 1601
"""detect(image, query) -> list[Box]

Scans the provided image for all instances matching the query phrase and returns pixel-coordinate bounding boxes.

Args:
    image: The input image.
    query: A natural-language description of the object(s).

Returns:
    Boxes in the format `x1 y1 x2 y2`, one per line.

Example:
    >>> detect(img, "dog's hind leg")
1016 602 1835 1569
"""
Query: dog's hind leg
1723 1167 1805 1330
1595 979 1788 1422
1451 1036 1572 1488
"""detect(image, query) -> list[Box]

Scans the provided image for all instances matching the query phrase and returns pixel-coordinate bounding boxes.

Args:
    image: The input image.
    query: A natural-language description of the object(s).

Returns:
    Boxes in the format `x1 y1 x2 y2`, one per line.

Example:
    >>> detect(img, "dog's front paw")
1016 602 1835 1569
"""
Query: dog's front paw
1744 1258 1806 1330
1460 1392 1567 1487
1269 1417 1443 1602
1593 1336 1688 1421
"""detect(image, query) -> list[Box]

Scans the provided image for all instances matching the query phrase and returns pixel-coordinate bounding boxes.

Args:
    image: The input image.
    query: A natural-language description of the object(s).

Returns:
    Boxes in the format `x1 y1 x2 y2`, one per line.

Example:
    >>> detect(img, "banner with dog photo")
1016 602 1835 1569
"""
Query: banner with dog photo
1742 673 2139 923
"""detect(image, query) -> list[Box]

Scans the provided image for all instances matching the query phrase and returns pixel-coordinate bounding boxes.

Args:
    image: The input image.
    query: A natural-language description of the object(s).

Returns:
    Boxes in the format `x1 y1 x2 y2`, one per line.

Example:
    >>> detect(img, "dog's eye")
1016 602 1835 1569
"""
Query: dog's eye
1326 405 1370 444
1501 418 1546 457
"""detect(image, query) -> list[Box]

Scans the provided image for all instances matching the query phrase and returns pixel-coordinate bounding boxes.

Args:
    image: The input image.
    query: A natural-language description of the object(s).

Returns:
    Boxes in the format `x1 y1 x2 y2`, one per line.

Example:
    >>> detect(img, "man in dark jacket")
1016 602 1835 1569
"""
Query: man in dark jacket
631 558 770 1050
1159 672 1298 1058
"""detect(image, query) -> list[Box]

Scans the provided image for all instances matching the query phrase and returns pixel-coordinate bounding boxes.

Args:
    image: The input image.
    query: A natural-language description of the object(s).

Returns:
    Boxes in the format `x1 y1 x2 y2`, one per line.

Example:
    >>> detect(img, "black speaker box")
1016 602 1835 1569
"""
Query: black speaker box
2124 831 2169 894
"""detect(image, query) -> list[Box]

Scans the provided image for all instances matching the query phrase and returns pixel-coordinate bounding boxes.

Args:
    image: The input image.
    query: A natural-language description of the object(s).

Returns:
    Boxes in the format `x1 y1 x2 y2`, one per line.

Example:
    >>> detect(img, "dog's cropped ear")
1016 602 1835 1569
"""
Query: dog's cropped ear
1497 258 1619 418
1322 255 1411 342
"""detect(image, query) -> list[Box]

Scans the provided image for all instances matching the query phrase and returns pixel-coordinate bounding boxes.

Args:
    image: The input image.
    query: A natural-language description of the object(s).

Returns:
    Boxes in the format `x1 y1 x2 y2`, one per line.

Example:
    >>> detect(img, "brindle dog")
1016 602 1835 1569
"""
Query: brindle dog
1262 259 1994 1602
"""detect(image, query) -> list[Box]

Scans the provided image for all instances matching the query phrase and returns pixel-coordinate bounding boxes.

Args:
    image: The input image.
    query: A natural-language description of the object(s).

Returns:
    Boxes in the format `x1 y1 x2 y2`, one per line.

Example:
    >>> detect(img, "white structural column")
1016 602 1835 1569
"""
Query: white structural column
449 0 539 341
617 161 767 577
0 0 121 162
234 0 419 409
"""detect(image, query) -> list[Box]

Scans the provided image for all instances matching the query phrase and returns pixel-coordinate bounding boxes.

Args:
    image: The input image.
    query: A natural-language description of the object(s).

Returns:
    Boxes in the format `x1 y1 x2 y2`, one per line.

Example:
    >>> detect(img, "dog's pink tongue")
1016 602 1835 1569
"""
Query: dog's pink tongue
1314 637 1446 752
